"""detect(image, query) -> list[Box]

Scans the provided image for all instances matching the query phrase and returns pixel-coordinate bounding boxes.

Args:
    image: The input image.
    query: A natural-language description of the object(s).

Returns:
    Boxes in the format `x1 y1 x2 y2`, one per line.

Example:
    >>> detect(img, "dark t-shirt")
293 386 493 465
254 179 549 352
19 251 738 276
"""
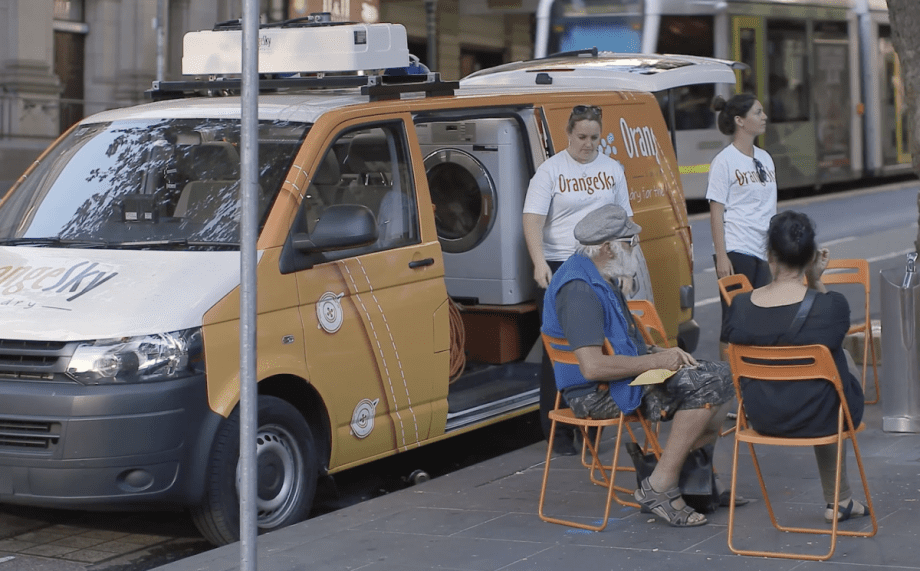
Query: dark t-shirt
722 290 864 437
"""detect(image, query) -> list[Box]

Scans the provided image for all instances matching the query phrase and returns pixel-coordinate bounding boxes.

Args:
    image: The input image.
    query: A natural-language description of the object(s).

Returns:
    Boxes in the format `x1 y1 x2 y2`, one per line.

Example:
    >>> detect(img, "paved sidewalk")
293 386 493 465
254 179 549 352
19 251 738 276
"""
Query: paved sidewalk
157 393 917 571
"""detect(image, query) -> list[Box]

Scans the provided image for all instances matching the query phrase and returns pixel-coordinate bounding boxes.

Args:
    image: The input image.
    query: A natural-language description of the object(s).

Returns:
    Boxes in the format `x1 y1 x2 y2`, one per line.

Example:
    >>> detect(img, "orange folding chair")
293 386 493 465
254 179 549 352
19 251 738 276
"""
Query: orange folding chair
718 274 753 306
538 334 662 531
820 259 880 404
627 299 670 348
726 343 877 561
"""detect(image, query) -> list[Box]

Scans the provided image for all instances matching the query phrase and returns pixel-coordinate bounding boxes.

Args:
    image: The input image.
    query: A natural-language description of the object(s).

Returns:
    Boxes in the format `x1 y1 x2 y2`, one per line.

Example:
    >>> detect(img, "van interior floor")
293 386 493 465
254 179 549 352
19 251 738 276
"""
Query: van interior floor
446 361 540 414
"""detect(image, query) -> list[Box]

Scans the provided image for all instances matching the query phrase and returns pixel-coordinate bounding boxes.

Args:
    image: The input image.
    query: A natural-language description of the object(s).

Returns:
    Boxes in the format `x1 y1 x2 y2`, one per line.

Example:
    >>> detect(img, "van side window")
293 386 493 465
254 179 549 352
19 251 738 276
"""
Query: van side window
300 123 419 261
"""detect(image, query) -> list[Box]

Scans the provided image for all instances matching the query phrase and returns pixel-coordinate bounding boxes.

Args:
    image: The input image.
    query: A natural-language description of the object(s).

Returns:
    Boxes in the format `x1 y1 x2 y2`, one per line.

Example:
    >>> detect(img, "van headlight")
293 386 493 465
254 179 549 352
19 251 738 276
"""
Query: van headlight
66 328 203 385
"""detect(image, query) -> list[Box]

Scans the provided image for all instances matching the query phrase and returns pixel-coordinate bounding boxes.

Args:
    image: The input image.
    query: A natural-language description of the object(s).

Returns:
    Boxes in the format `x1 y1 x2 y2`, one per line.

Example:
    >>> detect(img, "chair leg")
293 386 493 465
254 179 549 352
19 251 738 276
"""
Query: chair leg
865 327 880 405
538 418 614 532
729 432 877 561
587 419 640 508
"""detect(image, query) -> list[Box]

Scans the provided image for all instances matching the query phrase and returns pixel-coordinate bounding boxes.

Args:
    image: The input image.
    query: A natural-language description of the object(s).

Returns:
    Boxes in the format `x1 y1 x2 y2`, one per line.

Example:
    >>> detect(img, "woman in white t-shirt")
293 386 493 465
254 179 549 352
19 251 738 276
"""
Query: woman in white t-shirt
706 94 777 354
523 105 633 288
523 104 634 455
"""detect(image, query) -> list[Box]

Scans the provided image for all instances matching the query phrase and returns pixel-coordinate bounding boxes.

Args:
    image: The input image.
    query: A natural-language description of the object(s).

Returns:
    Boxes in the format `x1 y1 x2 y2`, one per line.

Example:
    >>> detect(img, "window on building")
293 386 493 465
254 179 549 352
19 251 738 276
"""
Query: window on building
460 48 504 79
262 0 289 23
53 0 87 134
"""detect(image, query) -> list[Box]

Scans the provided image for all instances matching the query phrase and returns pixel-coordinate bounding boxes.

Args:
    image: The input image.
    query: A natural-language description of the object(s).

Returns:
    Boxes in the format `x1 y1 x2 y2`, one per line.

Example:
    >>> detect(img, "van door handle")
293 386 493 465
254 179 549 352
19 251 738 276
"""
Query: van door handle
408 258 434 269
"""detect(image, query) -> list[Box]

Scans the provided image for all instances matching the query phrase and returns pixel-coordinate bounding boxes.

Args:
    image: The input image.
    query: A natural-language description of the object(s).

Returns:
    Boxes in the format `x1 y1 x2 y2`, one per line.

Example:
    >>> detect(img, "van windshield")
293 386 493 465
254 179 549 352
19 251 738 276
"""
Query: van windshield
0 118 309 250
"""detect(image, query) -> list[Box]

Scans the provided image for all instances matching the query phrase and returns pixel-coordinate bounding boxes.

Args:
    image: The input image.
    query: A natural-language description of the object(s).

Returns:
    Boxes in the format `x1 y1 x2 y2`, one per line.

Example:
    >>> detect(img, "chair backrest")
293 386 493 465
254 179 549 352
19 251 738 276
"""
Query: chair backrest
542 334 615 367
726 343 856 431
819 258 869 290
718 274 753 306
626 299 669 348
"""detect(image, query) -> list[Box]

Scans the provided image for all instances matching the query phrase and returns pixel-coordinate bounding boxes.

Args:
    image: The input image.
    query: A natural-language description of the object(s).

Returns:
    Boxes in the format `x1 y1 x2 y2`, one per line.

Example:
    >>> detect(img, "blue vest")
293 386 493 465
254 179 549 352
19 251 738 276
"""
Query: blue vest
542 254 643 414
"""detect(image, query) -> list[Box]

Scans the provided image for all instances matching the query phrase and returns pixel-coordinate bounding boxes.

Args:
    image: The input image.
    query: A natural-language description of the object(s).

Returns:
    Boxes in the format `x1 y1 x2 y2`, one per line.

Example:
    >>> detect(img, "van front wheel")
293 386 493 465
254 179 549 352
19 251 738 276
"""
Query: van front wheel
192 395 319 546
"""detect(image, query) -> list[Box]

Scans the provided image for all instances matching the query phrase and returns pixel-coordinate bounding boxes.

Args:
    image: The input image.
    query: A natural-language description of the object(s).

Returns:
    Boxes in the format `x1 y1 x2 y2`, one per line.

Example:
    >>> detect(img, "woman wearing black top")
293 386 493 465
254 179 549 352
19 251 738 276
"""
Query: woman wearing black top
722 210 868 523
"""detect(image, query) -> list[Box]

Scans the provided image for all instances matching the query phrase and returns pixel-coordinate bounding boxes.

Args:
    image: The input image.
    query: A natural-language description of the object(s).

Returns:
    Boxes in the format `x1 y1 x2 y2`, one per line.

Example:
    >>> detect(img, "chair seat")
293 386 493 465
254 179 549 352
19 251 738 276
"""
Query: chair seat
736 422 866 447
547 408 630 427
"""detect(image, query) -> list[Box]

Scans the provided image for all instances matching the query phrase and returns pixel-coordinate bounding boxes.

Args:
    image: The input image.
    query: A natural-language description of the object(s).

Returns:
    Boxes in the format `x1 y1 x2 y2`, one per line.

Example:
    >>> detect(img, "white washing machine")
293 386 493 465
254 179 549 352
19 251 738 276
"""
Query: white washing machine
416 117 537 306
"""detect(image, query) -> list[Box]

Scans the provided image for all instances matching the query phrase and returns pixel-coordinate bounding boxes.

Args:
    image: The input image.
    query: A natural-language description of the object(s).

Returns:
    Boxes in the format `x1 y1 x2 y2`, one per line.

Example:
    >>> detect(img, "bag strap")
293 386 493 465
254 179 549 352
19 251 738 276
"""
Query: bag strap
781 288 817 343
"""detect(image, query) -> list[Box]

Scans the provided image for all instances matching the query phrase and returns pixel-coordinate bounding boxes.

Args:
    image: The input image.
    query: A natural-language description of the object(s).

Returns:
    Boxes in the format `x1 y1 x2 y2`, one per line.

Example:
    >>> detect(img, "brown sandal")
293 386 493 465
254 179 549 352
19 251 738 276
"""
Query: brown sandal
635 477 708 527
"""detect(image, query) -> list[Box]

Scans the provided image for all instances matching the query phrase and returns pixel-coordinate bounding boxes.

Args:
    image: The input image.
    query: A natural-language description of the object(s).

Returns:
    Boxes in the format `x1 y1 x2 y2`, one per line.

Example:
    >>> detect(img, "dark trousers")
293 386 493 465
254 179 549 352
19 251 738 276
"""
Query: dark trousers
538 260 574 444
719 251 772 332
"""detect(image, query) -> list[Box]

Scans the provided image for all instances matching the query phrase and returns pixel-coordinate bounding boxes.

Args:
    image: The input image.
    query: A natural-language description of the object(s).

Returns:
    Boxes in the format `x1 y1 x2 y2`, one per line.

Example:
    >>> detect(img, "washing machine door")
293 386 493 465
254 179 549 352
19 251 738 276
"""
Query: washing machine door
423 148 496 254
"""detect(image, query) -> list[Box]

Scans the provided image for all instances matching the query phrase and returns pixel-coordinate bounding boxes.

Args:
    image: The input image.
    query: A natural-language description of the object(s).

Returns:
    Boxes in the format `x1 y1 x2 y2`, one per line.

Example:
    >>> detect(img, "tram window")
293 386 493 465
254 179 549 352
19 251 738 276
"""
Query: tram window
656 16 714 57
767 21 809 123
738 28 758 95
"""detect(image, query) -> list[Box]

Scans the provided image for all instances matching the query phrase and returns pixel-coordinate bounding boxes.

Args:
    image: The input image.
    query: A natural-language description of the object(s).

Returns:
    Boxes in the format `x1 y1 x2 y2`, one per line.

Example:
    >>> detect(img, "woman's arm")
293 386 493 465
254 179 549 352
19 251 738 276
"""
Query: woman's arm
523 213 552 288
709 201 734 278
805 247 829 293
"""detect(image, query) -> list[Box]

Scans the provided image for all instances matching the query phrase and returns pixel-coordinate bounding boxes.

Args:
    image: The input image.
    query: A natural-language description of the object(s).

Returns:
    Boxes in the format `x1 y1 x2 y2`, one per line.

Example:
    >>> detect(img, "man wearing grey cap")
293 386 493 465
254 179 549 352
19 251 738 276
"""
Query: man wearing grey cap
542 204 737 527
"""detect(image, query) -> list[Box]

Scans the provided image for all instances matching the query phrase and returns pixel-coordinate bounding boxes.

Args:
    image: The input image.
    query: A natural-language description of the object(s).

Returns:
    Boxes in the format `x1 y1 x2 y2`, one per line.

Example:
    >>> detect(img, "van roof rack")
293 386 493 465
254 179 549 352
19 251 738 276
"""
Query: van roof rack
146 72 458 102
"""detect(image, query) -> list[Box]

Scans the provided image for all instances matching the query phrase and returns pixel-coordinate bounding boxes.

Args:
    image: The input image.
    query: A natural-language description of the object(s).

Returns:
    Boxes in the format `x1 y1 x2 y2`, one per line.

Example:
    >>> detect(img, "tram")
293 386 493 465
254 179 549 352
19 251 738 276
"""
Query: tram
532 0 912 200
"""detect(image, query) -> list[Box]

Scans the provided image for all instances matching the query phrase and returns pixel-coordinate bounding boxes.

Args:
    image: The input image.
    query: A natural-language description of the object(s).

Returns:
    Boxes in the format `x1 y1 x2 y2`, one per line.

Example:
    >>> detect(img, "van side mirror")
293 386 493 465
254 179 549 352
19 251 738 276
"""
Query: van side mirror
292 204 378 253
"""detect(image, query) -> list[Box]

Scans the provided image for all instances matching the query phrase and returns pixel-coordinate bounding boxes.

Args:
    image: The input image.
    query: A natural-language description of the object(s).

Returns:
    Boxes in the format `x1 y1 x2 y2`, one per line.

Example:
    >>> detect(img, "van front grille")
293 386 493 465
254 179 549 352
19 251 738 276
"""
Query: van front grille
0 339 78 382
0 418 62 450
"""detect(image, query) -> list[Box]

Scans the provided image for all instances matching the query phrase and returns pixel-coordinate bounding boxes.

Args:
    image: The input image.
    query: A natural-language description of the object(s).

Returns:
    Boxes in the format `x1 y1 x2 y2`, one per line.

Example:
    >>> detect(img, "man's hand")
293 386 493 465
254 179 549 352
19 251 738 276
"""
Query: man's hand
651 347 698 371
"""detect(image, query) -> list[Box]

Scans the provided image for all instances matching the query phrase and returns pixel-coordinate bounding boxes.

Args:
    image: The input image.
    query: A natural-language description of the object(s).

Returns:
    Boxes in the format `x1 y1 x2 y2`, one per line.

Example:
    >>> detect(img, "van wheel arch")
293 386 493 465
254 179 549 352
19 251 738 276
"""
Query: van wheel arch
258 375 331 471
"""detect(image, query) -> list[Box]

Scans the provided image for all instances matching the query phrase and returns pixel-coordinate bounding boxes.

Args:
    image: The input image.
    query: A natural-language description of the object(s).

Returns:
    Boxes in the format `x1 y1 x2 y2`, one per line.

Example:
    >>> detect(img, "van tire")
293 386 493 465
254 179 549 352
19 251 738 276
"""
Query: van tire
191 395 319 546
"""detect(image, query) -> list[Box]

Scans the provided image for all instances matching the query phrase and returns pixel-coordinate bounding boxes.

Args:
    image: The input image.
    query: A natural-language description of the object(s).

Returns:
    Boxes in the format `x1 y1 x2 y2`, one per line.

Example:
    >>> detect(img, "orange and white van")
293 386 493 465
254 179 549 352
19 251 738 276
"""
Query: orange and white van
0 17 736 545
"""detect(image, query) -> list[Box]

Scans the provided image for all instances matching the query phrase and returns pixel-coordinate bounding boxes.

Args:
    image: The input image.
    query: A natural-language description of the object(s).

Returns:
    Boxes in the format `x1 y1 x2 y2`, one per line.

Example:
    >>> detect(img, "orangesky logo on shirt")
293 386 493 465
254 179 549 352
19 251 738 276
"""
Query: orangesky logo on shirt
557 172 617 194
734 166 776 186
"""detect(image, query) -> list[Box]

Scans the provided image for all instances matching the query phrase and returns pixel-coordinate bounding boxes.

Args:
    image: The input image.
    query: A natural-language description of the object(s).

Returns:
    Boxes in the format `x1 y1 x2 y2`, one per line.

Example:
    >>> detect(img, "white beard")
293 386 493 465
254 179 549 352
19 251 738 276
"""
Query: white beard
600 242 640 296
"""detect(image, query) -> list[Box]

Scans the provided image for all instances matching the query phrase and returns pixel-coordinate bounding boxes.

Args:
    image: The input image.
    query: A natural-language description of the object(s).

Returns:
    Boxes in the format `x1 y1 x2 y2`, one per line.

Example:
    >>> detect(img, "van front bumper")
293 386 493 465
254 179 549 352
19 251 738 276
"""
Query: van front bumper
0 373 222 510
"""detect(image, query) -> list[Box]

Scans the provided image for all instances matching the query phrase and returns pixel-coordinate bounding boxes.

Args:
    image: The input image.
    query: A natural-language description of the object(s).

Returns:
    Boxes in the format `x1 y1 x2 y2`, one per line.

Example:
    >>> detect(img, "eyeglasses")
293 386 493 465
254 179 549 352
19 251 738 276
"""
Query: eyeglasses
571 104 602 118
612 235 639 247
753 157 767 184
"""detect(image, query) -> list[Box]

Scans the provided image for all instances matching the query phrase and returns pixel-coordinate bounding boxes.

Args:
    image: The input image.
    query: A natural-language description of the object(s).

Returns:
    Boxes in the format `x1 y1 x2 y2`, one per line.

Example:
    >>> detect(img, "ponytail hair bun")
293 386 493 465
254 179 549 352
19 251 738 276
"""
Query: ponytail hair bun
767 211 817 270
715 93 757 136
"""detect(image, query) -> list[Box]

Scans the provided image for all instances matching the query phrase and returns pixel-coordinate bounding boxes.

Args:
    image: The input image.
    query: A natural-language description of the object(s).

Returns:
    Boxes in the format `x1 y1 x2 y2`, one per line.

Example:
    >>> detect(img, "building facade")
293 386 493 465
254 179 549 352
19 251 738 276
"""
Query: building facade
0 0 537 194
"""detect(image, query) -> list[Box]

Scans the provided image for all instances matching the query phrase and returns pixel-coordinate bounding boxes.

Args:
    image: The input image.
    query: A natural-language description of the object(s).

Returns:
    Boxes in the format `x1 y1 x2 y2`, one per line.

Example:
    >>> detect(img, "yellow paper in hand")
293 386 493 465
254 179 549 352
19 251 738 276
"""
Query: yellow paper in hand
630 368 675 386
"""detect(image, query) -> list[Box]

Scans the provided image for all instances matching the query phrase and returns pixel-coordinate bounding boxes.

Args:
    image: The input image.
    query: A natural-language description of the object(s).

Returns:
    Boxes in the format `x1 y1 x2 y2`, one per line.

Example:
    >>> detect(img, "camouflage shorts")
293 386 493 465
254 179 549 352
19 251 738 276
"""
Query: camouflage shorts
565 360 734 421
641 360 734 421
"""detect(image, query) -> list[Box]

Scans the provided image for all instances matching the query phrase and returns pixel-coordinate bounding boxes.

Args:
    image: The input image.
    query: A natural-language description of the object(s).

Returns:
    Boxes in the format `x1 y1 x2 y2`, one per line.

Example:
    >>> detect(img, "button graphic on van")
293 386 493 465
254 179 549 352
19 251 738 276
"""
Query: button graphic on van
316 292 345 333
351 398 379 439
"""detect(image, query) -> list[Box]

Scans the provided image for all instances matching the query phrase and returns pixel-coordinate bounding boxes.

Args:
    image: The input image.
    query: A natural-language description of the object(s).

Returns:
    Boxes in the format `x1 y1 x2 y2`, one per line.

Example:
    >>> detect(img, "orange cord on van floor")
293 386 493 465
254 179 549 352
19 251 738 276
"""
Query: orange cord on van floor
448 299 466 383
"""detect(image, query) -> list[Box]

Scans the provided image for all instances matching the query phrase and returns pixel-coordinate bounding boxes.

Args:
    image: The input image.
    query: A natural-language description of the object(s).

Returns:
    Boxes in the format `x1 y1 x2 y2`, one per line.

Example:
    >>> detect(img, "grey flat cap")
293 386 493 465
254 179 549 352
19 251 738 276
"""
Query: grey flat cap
574 204 642 245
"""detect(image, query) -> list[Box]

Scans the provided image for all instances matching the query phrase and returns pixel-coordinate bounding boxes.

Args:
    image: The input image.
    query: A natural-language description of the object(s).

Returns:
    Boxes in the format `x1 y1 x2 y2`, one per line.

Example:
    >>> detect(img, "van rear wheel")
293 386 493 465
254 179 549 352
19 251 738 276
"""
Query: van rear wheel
192 395 319 546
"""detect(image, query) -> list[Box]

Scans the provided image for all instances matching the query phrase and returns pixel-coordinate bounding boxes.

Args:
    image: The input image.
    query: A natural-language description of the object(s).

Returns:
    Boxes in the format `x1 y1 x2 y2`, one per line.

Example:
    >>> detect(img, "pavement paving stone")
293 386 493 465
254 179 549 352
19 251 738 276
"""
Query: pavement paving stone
47 537 107 550
0 539 37 553
73 530 130 542
19 544 80 558
60 549 113 564
0 554 87 571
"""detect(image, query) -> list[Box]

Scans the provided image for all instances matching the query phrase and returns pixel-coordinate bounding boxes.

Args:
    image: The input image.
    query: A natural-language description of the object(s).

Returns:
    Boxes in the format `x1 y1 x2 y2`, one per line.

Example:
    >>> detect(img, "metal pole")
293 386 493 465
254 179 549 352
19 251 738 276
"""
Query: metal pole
425 0 438 71
155 0 167 82
240 0 259 569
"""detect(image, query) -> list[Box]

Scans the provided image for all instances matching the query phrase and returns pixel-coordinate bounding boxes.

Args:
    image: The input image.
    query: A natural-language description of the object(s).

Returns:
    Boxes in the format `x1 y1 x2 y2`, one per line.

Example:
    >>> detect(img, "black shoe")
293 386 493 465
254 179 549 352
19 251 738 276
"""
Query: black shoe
552 436 578 456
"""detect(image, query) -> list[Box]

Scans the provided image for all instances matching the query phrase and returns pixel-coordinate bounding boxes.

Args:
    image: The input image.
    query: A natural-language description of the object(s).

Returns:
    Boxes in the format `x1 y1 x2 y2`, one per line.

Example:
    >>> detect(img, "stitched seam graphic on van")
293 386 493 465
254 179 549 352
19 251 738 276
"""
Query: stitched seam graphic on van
287 164 305 194
340 259 419 450
352 258 420 448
